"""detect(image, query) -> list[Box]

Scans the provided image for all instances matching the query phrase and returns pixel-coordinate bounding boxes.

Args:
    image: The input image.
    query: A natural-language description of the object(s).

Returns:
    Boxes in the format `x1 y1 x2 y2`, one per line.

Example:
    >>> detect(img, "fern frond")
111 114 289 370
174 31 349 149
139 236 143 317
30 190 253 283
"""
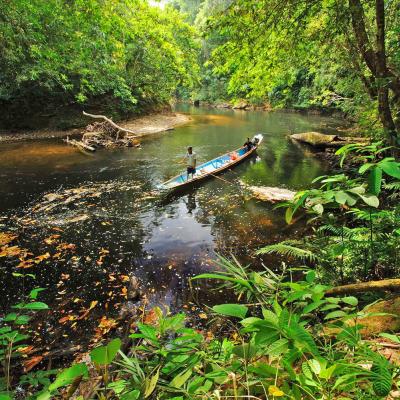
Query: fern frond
384 181 400 191
256 244 317 262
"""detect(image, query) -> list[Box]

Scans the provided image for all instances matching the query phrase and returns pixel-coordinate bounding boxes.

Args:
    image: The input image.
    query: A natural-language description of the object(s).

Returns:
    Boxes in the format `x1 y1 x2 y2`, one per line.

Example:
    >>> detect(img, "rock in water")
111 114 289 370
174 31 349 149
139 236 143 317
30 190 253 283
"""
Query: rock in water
290 132 339 146
240 181 296 203
232 101 250 110
290 131 369 148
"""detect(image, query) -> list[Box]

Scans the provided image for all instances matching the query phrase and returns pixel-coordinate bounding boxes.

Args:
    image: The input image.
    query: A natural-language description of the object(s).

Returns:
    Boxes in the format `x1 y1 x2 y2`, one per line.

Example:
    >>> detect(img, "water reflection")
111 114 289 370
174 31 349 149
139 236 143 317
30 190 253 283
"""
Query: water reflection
183 192 197 215
0 106 345 348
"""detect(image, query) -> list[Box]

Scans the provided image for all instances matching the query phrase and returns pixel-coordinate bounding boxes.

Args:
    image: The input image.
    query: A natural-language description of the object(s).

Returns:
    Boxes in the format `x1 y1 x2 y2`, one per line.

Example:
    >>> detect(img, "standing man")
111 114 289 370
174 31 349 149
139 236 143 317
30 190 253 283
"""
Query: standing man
183 146 197 180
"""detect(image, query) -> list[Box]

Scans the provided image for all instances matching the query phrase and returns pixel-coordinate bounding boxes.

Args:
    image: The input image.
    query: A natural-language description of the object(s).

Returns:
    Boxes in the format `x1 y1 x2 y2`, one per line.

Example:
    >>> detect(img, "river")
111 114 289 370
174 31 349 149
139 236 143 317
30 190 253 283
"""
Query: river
0 106 344 349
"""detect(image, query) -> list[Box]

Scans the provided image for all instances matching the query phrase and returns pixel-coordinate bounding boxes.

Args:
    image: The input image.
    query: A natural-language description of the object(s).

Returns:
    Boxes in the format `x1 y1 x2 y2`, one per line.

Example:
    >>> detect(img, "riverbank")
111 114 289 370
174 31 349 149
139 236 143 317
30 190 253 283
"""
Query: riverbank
0 112 191 143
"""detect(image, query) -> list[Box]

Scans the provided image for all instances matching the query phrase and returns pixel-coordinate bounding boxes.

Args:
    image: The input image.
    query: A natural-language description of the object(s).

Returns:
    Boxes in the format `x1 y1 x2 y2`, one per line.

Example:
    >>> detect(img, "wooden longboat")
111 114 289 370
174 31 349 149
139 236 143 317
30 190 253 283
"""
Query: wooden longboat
160 134 263 191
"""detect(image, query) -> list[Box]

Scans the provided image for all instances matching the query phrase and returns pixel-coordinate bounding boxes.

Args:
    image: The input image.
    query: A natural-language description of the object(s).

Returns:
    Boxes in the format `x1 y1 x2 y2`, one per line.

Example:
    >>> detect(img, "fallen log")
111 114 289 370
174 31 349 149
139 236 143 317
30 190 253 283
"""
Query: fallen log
290 131 369 148
83 111 138 137
64 137 96 152
326 279 400 295
239 181 296 203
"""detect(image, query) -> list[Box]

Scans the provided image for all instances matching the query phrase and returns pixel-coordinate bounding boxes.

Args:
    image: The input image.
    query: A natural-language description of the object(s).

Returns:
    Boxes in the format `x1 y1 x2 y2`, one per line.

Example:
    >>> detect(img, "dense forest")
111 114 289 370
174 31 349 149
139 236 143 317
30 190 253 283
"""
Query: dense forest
173 0 400 143
1 0 400 399
0 0 199 128
2 0 399 139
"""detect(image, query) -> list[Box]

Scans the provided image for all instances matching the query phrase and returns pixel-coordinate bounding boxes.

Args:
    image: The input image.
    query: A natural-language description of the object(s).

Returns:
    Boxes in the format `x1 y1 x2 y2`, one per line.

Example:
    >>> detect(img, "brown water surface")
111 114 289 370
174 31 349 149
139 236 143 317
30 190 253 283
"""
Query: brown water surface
0 106 345 349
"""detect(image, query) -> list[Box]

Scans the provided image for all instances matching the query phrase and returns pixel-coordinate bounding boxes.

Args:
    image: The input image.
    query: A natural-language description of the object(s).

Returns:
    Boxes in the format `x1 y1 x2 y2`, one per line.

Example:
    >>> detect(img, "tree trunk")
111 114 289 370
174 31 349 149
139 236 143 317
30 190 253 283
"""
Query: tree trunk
375 0 397 146
348 0 398 147
326 278 400 295
348 0 376 76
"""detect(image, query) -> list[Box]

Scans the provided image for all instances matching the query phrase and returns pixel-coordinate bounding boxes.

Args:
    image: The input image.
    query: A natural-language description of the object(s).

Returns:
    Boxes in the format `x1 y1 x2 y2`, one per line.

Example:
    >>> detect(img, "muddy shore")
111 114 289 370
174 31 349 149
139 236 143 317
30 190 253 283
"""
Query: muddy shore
0 112 191 143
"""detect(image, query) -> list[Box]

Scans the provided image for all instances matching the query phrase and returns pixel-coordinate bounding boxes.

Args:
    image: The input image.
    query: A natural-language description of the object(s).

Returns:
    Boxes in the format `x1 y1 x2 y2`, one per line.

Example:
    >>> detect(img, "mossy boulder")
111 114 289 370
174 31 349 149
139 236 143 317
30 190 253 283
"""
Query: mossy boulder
357 297 400 336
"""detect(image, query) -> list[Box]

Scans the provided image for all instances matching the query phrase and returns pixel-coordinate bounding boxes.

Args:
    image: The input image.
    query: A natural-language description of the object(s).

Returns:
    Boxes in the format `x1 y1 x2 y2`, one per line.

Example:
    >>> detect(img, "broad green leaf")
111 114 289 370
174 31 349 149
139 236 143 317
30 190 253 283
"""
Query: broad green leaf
232 343 257 359
15 315 31 325
325 310 347 320
36 391 51 400
357 193 379 208
319 364 337 380
379 161 400 179
334 191 347 204
240 317 262 328
90 338 121 366
367 167 382 195
254 330 279 346
341 296 358 306
170 368 192 388
29 288 46 299
4 313 17 322
301 362 312 379
48 363 88 392
308 359 321 375
303 300 324 314
379 333 400 343
306 270 316 283
344 193 357 206
18 302 48 310
120 390 140 400
212 304 248 319
248 363 279 377
359 163 374 174
347 186 366 195
285 207 294 224
312 203 323 215
267 338 289 356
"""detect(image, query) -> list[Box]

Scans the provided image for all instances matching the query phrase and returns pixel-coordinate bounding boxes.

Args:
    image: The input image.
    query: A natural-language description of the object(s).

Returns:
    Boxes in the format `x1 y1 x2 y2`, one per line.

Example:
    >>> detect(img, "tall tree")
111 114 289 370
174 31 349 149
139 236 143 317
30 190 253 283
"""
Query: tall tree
206 0 400 144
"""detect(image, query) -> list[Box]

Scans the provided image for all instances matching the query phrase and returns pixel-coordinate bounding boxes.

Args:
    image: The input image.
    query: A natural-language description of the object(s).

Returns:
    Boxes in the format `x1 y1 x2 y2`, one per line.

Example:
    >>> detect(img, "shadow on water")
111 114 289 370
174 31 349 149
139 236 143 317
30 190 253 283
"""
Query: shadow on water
0 106 346 350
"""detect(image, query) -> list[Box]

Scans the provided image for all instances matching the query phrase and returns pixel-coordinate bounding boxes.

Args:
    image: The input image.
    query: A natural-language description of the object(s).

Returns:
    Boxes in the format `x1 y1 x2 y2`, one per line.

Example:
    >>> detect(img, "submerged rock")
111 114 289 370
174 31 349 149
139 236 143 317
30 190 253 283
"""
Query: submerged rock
240 181 296 203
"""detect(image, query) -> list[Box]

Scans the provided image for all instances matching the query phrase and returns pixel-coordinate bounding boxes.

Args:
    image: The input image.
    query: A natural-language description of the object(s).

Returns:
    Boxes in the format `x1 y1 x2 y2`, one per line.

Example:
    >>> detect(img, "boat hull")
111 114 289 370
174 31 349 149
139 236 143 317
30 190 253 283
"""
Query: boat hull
160 134 263 191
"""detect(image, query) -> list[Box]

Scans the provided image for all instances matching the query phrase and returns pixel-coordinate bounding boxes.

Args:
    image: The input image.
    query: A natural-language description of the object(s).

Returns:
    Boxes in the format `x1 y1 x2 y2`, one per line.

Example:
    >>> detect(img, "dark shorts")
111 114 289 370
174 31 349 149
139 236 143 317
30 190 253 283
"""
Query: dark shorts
187 166 196 175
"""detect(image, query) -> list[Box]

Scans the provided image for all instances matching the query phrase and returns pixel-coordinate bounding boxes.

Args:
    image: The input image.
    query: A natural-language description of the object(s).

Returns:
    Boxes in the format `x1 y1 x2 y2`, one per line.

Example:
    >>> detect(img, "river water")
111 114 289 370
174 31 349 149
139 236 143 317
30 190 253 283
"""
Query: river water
0 106 344 348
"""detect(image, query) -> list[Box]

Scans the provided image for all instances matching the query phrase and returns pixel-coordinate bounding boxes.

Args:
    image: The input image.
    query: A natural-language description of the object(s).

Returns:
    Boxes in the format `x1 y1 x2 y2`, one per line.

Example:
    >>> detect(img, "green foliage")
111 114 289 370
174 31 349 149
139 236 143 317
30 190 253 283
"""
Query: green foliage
212 304 248 319
0 0 200 124
275 142 400 282
257 243 317 262
0 284 49 396
100 261 396 399
90 338 122 366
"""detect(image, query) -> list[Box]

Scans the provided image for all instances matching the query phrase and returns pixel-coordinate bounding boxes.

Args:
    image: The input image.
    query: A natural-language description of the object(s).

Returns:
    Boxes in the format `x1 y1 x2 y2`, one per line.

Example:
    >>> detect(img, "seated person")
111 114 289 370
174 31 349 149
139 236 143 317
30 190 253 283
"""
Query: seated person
243 137 253 152
230 151 238 160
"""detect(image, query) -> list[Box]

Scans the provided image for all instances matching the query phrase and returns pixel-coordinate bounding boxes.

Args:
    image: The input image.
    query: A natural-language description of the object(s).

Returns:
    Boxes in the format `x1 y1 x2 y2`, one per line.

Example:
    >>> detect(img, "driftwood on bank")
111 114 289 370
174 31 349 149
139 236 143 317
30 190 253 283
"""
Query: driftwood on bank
239 181 296 203
64 137 96 152
82 111 139 137
290 131 370 148
63 111 141 151
326 279 400 295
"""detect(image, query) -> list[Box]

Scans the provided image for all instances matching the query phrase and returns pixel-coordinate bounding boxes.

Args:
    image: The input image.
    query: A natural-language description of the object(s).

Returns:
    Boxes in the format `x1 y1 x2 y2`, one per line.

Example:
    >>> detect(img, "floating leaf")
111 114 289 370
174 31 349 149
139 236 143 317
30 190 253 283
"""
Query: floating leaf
24 356 43 372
